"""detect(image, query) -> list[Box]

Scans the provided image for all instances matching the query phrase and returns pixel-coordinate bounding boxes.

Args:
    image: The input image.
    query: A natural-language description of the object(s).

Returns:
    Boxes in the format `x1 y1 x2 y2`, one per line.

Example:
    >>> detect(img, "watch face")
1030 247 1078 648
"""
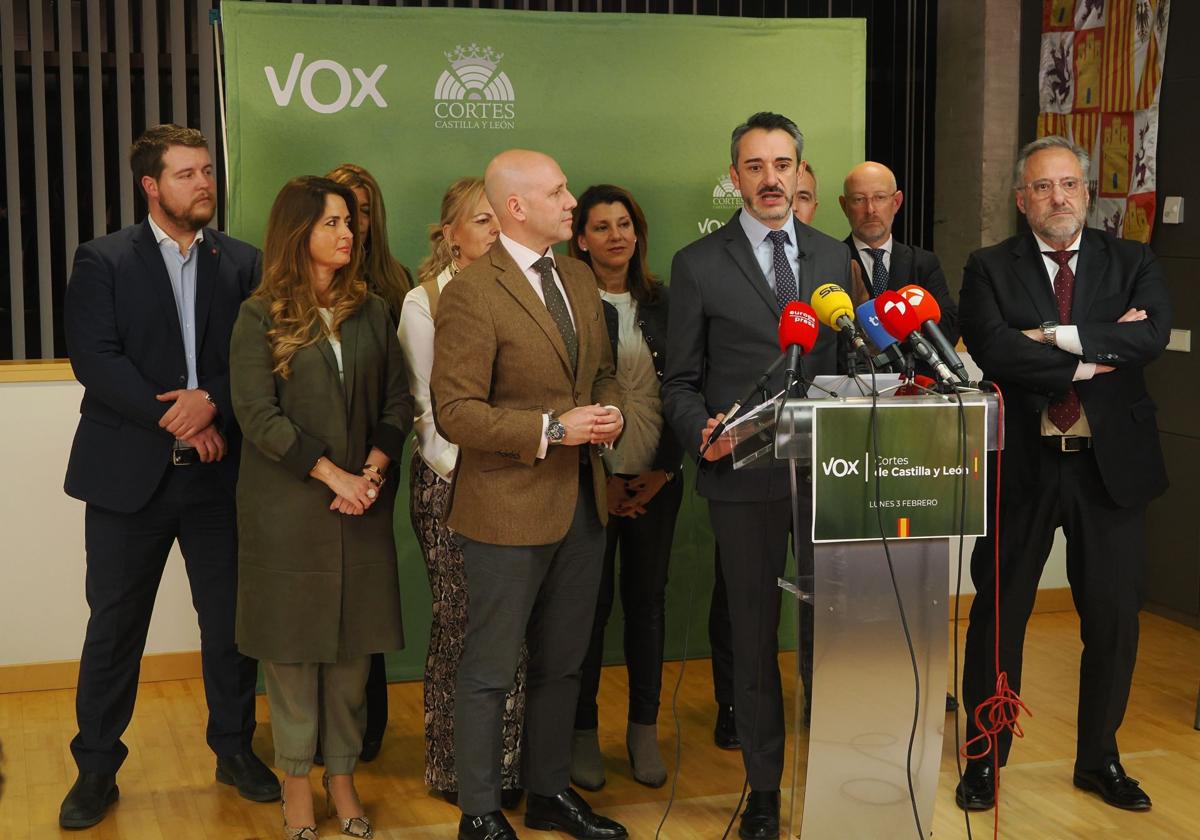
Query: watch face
548 420 566 442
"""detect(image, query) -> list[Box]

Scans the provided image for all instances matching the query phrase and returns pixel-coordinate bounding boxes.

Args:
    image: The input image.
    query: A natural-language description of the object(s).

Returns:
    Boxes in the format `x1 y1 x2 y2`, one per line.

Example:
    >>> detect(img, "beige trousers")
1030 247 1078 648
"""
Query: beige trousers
263 656 371 776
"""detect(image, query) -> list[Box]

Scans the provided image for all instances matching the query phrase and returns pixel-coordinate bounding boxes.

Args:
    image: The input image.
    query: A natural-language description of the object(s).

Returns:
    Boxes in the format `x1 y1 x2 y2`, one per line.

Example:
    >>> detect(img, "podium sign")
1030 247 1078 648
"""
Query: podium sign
810 402 987 542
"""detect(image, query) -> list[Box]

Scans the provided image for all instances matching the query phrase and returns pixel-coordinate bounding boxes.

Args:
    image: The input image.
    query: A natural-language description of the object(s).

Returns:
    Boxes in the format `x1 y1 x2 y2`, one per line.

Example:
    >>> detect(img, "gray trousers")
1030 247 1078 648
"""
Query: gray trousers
454 476 605 816
263 656 371 776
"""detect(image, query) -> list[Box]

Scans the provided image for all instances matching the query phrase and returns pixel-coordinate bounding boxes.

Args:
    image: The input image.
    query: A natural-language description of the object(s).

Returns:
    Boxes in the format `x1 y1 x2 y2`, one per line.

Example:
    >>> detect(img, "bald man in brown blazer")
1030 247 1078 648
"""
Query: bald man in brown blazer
432 150 627 840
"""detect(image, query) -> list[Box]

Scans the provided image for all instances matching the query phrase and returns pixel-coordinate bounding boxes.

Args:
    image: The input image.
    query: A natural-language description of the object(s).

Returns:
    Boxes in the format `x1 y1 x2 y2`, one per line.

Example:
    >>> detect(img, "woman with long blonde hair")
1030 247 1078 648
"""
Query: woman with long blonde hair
326 163 412 323
398 177 528 806
231 175 413 839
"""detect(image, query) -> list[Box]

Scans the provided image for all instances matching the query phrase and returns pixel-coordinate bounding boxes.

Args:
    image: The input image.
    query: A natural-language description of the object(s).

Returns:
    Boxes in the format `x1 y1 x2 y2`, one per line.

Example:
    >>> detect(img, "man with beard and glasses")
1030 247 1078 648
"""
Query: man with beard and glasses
955 135 1169 814
662 112 851 840
59 124 276 829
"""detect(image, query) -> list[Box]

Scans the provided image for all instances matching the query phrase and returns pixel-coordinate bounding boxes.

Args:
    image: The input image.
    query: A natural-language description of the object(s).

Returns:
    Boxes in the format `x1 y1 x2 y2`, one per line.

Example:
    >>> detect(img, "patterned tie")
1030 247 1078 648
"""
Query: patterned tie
1044 249 1081 432
866 247 890 297
532 256 577 371
767 229 799 309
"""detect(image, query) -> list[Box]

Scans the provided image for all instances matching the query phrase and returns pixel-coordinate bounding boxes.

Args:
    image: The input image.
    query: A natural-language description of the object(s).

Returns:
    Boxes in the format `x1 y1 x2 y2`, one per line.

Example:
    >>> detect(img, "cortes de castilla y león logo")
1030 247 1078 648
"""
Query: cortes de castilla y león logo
434 44 516 130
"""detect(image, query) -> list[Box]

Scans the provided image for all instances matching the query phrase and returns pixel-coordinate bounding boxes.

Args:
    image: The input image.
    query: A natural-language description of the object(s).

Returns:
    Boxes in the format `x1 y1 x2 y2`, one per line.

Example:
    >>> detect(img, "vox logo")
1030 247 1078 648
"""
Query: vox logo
821 457 861 477
265 54 388 114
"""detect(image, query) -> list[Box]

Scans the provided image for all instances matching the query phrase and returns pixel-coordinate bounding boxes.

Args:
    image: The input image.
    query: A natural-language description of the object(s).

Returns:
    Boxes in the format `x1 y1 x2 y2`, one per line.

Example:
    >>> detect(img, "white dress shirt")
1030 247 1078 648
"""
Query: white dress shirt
851 234 893 279
397 266 458 481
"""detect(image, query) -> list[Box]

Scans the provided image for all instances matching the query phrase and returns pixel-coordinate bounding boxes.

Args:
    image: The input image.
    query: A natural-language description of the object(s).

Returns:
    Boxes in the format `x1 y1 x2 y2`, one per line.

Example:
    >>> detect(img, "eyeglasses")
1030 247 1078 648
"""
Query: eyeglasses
1021 177 1083 197
845 191 896 209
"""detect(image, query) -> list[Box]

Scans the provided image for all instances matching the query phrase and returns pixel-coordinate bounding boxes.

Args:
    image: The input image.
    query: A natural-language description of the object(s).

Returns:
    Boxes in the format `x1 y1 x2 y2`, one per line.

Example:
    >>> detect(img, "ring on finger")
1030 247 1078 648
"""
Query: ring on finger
367 488 377 500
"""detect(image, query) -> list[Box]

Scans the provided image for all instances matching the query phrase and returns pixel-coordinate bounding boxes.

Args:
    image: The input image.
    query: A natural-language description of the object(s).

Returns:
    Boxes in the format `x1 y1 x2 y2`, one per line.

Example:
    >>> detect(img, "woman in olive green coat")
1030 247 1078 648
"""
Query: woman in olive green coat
230 176 413 839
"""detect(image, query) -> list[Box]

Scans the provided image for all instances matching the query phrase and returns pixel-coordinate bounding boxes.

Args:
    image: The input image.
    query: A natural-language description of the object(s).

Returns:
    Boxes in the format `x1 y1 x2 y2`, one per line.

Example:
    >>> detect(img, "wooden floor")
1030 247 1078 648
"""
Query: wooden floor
2 611 1198 839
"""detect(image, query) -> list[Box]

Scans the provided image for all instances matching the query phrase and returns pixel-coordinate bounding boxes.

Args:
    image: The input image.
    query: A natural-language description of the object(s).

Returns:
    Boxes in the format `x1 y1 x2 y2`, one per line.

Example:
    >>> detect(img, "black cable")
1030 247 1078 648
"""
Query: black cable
945 386 974 840
655 479 700 840
866 366 925 840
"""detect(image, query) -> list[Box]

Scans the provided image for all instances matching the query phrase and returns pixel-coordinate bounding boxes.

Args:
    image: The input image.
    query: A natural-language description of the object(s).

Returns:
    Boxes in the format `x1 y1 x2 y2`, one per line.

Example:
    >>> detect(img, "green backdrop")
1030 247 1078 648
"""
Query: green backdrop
222 0 866 680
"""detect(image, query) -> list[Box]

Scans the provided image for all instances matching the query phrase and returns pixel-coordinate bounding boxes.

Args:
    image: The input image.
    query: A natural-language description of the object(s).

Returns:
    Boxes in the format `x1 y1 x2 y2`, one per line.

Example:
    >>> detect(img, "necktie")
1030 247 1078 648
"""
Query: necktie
1044 249 1081 432
866 247 890 297
767 229 799 310
532 256 577 371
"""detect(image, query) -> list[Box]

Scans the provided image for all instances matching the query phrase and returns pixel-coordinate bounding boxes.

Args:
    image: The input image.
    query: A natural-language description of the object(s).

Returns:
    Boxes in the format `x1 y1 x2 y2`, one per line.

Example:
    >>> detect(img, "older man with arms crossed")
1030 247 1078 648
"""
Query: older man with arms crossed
956 135 1169 813
432 149 627 840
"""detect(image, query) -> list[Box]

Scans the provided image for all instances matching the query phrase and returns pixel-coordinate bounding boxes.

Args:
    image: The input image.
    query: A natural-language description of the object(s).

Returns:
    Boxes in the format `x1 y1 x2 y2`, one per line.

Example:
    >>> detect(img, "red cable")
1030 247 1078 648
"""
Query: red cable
957 382 1031 840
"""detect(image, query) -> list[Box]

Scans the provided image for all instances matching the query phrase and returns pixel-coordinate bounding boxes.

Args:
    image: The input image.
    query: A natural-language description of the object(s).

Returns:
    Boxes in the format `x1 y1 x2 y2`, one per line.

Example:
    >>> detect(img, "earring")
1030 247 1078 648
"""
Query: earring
451 244 461 258
580 245 588 252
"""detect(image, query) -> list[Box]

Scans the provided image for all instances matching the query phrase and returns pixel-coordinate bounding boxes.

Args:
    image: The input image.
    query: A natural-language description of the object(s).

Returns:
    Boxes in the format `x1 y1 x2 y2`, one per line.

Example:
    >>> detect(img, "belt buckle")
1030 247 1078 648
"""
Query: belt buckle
1059 436 1088 453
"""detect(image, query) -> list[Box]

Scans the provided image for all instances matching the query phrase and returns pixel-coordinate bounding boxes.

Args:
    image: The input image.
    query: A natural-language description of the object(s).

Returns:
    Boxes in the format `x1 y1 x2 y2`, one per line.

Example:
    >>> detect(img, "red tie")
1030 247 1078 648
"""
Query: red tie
1044 250 1080 432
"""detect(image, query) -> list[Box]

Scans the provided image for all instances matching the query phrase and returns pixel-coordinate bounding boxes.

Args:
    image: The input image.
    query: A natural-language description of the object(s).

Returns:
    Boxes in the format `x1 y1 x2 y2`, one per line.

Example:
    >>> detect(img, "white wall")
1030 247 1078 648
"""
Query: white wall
0 365 1069 670
0 380 201 668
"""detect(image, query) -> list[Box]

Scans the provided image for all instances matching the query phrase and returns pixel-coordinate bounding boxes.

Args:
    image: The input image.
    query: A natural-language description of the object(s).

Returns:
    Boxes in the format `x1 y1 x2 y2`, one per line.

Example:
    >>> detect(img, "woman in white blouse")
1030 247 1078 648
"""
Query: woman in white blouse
397 177 527 807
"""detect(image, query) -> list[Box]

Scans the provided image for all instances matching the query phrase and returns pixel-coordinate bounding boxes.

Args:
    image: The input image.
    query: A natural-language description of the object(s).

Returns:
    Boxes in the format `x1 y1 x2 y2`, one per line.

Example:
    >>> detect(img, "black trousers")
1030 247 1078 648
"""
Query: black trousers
363 652 388 744
963 445 1145 771
71 466 258 774
709 531 814 715
455 474 605 816
708 489 813 792
575 475 684 730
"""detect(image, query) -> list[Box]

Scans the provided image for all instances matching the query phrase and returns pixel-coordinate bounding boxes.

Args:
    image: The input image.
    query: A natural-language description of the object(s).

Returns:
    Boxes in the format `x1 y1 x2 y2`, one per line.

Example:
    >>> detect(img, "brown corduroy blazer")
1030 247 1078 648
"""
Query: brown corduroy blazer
430 240 621 546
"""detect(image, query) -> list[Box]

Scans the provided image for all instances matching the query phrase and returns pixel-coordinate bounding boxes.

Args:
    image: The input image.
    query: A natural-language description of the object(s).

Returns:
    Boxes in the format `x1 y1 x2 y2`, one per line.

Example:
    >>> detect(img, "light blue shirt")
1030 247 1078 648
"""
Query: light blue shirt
147 214 204 390
739 210 800 294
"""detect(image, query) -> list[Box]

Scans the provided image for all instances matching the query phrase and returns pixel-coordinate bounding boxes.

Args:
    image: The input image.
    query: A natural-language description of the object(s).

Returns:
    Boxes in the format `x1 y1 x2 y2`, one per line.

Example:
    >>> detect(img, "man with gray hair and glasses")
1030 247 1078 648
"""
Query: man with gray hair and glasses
955 134 1170 813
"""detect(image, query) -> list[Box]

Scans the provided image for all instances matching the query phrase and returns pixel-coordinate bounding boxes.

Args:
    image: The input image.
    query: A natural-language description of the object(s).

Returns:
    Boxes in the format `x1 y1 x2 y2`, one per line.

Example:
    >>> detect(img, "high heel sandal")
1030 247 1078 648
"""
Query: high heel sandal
323 773 374 838
281 792 318 840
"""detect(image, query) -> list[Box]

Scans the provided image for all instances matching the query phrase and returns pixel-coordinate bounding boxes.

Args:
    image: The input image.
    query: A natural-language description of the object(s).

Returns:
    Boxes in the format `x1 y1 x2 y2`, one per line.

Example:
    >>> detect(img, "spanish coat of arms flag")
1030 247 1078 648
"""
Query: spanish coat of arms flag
1037 0 1171 243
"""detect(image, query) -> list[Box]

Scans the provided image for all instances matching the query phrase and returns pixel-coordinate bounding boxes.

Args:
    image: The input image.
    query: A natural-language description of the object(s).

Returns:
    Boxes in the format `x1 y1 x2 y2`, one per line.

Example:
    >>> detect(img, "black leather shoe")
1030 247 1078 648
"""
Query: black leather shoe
359 738 383 763
714 704 740 750
500 788 524 810
59 772 118 829
459 811 518 840
1073 760 1152 811
525 788 628 839
215 750 281 802
738 789 780 839
954 761 995 811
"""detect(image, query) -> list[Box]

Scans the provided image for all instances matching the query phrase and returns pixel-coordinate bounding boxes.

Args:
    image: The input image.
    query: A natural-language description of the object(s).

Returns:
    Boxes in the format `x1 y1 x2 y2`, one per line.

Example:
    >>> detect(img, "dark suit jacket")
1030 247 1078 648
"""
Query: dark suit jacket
662 211 849 502
958 227 1170 508
431 241 622 545
64 219 261 513
601 281 684 475
845 235 960 345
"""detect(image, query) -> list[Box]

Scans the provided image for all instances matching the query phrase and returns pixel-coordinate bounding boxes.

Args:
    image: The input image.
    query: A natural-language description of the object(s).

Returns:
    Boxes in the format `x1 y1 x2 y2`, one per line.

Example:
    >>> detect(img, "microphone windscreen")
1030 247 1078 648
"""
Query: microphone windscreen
810 283 855 331
855 300 899 350
874 290 922 339
898 284 942 325
779 301 820 354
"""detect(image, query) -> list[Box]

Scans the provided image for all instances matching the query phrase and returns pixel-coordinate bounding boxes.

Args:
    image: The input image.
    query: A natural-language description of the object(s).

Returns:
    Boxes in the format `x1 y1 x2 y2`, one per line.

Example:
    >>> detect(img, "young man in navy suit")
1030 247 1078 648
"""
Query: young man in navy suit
59 124 277 828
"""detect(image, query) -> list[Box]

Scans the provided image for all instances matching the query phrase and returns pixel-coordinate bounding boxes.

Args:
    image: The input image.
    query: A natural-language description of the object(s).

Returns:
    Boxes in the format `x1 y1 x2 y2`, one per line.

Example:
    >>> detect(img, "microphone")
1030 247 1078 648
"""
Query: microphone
810 283 869 357
780 301 820 393
874 291 957 385
854 299 908 372
898 284 970 384
699 354 787 459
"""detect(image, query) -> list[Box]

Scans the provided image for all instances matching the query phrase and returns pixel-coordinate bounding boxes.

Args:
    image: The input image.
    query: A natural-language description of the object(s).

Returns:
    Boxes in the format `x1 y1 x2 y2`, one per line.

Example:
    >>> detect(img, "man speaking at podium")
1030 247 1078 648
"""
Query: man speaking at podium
662 112 851 839
957 135 1170 813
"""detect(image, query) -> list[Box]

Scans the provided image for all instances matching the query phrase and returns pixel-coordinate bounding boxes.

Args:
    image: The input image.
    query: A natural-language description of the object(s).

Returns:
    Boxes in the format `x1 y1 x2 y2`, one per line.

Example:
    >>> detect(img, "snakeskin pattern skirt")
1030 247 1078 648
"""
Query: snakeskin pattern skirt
411 451 527 792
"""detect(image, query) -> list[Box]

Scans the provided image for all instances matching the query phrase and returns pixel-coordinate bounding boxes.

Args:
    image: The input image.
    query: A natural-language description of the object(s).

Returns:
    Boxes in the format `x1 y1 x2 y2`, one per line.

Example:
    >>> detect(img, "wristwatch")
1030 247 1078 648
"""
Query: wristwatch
202 390 217 410
1040 321 1058 347
547 418 567 445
